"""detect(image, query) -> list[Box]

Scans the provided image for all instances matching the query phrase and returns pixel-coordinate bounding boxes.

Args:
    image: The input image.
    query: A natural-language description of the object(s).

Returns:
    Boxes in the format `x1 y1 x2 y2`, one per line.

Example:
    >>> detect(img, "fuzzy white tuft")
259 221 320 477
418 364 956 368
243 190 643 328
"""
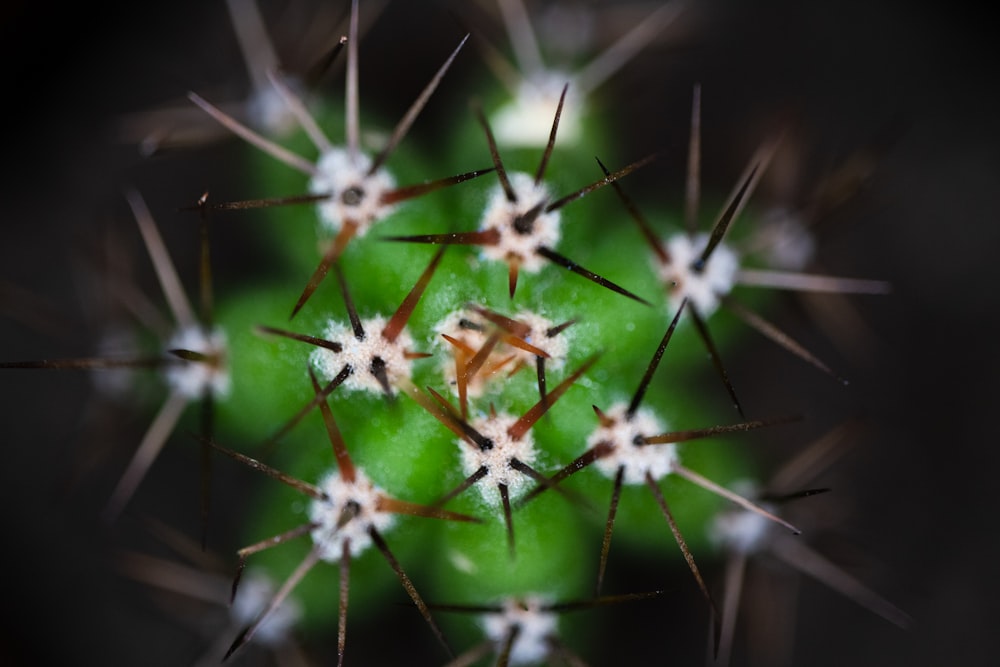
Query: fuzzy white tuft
230 570 302 646
308 148 397 236
753 207 817 271
309 468 395 561
710 503 773 556
590 403 678 485
479 172 561 272
163 325 230 399
245 85 301 138
708 480 773 555
309 316 414 395
658 232 739 316
481 596 558 665
460 412 537 506
492 72 582 147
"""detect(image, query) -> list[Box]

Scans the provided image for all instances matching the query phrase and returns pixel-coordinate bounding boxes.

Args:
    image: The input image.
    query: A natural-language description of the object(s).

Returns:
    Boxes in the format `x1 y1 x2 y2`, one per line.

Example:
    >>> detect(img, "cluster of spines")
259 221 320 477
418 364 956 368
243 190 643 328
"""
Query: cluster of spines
183 2 793 658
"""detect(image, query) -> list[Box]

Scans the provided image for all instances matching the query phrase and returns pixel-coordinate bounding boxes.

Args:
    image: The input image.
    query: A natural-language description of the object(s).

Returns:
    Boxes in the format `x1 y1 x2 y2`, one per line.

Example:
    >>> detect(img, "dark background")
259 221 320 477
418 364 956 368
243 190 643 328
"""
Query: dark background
1 1 997 665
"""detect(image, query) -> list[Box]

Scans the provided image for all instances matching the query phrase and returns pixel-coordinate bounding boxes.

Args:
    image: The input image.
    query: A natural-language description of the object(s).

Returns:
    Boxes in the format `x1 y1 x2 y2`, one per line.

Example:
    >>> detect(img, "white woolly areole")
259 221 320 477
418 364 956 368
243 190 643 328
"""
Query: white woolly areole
492 71 583 147
657 232 739 316
590 403 679 485
709 503 773 556
481 596 558 666
309 316 414 395
433 307 570 397
230 570 302 646
461 412 537 506
163 325 230 399
246 86 300 138
479 172 561 272
755 207 817 271
308 147 396 236
308 468 395 561
708 479 772 555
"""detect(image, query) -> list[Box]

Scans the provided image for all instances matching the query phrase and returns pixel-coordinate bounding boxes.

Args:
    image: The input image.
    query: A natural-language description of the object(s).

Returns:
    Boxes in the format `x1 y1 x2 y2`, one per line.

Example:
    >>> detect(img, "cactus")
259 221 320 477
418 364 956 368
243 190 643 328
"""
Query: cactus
1 1 919 665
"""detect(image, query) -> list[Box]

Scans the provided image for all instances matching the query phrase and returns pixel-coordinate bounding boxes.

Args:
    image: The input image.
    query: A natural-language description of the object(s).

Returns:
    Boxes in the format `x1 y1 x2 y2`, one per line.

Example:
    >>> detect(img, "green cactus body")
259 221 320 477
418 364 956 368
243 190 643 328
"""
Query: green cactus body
201 34 786 656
